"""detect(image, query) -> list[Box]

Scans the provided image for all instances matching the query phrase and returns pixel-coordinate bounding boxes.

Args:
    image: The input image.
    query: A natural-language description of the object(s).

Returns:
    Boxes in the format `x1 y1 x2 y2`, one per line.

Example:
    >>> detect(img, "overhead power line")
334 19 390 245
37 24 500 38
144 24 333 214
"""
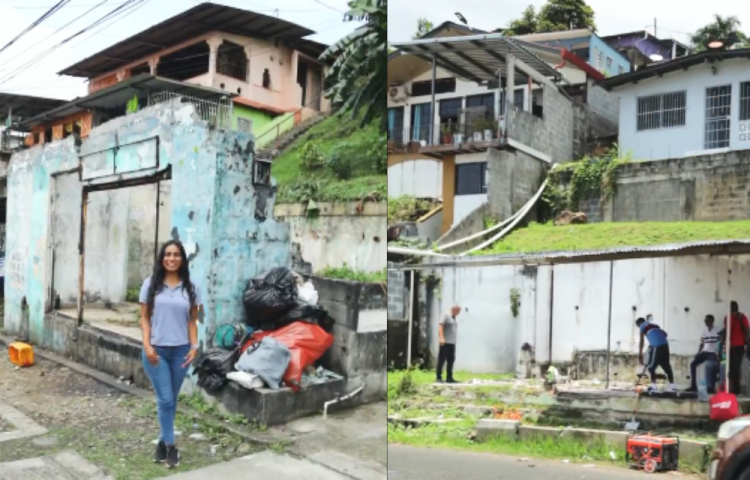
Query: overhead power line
0 0 71 57
0 0 147 85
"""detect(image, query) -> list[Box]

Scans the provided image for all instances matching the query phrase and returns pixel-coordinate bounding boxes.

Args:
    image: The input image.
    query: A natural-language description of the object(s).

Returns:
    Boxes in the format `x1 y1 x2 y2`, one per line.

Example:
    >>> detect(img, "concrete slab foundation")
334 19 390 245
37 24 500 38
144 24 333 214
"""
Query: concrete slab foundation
153 451 354 480
0 400 47 443
0 451 113 480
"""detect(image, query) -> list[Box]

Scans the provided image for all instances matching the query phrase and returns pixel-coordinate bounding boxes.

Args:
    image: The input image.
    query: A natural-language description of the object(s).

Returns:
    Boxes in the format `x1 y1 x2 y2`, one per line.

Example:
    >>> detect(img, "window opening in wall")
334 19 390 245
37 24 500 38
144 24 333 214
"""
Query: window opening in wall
254 158 272 185
439 98 462 144
156 42 209 81
387 106 405 142
263 69 271 89
739 81 750 121
636 91 686 131
217 41 248 81
410 103 432 144
237 117 252 134
455 162 487 195
44 127 52 143
705 84 732 149
618 65 625 74
606 57 612 66
499 89 525 115
411 78 456 97
131 63 150 76
466 93 495 140
297 61 308 105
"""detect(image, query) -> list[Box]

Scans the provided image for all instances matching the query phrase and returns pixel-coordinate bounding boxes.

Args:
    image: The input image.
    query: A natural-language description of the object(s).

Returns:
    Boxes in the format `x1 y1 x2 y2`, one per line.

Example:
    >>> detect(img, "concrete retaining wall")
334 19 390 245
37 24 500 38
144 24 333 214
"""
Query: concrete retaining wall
274 202 385 274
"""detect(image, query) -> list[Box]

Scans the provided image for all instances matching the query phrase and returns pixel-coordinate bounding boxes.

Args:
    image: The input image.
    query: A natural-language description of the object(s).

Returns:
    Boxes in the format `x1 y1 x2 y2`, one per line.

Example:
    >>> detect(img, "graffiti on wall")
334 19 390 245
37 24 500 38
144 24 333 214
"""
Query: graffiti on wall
8 251 26 290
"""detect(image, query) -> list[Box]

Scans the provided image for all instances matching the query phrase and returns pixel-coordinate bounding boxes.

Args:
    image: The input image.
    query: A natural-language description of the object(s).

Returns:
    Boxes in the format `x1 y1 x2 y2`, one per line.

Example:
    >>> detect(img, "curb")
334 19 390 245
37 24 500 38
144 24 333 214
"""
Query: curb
0 335 283 449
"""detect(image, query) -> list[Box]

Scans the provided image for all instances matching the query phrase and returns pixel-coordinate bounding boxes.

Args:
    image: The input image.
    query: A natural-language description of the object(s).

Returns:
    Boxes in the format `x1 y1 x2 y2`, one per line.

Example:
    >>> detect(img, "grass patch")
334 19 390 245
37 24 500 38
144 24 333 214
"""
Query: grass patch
478 220 750 255
272 113 386 203
125 287 140 303
388 196 440 224
317 264 386 283
388 369 514 403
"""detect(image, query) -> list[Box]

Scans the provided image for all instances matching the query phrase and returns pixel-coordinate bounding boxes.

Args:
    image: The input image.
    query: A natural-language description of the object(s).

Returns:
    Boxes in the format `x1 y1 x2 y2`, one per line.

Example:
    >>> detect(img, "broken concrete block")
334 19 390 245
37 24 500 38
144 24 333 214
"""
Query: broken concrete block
519 425 559 442
476 419 520 442
679 439 709 465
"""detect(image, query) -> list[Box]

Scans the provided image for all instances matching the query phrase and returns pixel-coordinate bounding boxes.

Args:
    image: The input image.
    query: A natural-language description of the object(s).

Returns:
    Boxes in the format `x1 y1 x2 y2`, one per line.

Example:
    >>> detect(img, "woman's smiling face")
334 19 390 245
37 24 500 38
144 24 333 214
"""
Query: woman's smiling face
163 244 183 273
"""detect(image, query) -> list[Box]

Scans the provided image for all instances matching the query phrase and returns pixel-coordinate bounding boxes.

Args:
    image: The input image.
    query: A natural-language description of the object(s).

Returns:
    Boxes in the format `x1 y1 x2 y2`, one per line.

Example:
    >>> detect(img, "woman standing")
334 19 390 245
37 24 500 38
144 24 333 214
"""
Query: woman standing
140 240 202 468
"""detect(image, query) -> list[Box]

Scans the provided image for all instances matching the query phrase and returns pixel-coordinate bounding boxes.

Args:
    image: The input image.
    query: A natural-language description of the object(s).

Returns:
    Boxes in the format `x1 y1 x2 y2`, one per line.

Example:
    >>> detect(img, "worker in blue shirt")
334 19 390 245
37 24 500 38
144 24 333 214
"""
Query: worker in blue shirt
636 315 675 393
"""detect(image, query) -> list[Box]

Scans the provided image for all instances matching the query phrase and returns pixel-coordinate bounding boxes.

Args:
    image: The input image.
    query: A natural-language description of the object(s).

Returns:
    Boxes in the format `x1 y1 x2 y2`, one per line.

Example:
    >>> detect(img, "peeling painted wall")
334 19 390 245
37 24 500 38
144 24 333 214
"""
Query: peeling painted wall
5 100 290 350
433 254 750 379
274 202 386 273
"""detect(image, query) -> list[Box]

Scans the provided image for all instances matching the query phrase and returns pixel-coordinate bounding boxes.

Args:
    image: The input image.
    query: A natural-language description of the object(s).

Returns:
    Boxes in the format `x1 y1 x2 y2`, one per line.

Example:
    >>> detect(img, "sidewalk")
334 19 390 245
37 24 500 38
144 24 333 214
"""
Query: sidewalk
153 451 382 480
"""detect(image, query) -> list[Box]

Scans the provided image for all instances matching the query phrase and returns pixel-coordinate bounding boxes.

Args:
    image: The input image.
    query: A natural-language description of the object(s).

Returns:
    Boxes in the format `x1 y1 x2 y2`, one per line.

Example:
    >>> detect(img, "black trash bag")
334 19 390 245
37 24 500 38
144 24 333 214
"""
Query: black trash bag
193 348 240 393
275 301 335 332
243 267 298 328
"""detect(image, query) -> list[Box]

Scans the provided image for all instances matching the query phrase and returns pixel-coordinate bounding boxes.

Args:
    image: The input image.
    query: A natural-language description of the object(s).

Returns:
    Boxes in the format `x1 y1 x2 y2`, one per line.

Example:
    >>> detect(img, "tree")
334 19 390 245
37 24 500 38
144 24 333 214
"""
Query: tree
505 6 537 36
691 14 747 52
505 0 596 35
320 0 387 130
413 18 434 39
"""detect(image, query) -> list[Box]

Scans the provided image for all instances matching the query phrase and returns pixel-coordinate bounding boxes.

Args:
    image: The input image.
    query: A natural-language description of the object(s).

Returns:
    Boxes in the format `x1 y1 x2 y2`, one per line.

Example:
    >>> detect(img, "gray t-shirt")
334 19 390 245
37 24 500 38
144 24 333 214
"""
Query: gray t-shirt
440 314 457 345
140 277 203 347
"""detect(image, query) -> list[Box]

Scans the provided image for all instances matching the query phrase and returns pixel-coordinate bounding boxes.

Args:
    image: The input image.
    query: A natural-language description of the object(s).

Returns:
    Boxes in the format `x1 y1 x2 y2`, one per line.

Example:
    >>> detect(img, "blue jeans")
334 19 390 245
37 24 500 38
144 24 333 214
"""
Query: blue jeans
142 345 191 445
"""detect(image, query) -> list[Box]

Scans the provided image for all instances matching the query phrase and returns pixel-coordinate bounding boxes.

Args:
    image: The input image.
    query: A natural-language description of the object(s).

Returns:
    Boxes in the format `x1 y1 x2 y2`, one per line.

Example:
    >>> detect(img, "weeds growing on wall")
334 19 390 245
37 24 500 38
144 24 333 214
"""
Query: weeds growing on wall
388 196 438 224
318 263 386 283
542 146 631 216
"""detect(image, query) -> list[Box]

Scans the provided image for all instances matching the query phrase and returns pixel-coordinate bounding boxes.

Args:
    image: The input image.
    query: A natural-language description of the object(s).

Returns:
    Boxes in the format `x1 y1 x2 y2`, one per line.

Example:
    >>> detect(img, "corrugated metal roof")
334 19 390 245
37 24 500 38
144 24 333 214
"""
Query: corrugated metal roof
388 239 750 270
390 34 562 85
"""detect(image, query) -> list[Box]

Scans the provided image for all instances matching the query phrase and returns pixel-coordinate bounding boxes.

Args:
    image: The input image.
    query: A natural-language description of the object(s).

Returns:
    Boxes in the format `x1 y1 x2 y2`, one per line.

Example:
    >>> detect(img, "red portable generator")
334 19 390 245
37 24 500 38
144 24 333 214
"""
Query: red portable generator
625 433 680 473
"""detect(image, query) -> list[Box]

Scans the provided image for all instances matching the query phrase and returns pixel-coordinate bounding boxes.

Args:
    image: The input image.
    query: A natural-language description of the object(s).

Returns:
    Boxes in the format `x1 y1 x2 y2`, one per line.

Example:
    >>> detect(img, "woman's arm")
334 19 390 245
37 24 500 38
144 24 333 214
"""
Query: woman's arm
188 305 199 348
140 278 159 365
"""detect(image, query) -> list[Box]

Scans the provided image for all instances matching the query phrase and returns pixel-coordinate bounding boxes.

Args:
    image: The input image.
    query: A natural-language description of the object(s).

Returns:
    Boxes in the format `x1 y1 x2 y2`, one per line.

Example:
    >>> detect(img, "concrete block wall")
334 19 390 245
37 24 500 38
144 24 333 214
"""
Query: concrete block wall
587 81 620 139
507 85 575 164
315 276 387 403
435 202 490 253
612 150 750 222
487 148 546 220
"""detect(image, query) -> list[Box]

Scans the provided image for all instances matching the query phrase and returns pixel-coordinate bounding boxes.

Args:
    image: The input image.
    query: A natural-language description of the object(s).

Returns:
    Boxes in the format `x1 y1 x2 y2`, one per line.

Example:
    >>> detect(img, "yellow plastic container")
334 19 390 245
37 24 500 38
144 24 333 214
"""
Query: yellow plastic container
9 342 34 367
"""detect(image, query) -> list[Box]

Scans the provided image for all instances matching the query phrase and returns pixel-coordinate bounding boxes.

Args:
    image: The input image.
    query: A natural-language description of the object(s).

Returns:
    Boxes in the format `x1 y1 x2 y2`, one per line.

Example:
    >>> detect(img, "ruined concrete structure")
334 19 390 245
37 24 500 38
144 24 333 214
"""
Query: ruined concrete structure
5 100 290 354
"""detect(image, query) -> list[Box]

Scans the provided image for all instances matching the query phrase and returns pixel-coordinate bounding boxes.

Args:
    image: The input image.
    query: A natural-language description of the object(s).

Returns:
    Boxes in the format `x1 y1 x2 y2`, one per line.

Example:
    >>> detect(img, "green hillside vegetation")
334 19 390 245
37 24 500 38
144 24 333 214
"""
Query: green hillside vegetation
477 220 750 255
272 113 387 204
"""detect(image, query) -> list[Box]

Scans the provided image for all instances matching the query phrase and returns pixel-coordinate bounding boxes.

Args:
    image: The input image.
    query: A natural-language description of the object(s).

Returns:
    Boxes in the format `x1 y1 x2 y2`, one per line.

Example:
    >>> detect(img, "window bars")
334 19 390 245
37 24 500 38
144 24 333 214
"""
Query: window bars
636 91 686 131
148 91 232 130
705 85 732 150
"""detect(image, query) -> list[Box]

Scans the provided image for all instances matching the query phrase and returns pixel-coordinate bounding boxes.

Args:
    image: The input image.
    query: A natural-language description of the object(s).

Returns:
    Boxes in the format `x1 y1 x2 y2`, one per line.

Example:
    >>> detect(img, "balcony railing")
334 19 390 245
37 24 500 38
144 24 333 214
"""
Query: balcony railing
387 121 503 148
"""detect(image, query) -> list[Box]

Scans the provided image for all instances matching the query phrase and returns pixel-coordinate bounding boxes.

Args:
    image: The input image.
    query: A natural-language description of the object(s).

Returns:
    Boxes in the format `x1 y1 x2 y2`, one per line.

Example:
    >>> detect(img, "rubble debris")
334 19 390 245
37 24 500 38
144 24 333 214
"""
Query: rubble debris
234 337 291 390
554 211 588 226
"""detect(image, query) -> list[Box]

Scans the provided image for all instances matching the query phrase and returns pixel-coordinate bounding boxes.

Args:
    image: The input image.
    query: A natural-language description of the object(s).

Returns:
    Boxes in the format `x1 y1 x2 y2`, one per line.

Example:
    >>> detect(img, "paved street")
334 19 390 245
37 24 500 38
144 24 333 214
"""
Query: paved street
388 445 652 480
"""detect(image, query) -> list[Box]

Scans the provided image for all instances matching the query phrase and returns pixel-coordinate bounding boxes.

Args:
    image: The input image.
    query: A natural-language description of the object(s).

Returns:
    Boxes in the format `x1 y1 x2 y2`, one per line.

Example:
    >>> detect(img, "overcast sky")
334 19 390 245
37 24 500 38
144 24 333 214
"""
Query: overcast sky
0 0 358 100
389 1 750 45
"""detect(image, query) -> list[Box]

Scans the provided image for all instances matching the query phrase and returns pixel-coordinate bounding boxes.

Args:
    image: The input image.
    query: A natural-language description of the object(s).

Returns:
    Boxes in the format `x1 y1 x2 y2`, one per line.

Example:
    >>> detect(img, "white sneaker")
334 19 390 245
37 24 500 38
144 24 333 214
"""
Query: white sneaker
666 384 676 392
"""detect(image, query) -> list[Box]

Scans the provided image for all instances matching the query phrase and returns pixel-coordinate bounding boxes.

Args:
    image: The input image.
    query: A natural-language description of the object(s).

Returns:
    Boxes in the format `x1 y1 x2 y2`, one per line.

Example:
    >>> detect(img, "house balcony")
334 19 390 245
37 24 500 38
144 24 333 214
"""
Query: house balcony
387 122 506 158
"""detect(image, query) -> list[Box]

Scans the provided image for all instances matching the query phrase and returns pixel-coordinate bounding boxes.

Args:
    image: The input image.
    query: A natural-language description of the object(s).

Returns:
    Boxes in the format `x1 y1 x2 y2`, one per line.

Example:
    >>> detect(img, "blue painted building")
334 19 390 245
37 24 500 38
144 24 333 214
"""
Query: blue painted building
4 100 290 350
515 28 631 77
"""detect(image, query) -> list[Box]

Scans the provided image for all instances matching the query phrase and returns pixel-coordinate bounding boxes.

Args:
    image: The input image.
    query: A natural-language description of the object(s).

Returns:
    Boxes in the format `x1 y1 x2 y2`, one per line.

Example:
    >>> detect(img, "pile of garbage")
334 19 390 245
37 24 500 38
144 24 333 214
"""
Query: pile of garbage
193 267 338 393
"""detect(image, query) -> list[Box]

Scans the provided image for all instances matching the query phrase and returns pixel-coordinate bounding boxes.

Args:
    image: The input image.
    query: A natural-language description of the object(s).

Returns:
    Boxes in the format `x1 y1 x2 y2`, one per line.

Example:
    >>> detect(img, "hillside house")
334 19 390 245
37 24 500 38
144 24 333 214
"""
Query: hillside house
22 3 331 148
602 30 691 71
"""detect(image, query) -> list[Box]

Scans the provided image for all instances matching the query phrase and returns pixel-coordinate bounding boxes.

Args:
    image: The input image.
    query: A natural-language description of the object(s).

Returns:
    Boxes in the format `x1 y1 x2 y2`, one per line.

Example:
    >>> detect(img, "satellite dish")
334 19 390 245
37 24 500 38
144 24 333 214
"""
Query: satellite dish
649 54 664 62
708 41 724 49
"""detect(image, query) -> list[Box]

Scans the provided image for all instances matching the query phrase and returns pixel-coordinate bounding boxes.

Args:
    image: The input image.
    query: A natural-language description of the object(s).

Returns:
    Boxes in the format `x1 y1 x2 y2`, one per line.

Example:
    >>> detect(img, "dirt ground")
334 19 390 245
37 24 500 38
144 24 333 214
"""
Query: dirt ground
0 354 261 480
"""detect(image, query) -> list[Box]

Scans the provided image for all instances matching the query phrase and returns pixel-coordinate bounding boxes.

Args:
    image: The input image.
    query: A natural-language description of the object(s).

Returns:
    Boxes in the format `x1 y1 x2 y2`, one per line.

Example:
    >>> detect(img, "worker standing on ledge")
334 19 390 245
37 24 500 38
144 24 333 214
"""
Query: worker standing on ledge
636 315 675 393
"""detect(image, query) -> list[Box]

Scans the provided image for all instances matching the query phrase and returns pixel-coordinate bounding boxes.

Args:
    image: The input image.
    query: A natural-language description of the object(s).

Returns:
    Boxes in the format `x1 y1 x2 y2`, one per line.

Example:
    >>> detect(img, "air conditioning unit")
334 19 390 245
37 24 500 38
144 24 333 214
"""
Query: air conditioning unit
389 85 409 102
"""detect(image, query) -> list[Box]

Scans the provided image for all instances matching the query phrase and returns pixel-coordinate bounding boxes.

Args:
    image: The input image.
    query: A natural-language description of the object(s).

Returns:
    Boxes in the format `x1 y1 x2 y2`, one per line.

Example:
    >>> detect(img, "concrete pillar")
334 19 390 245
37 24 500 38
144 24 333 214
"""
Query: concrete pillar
243 45 252 84
148 57 160 75
506 54 516 137
440 155 456 233
207 37 224 87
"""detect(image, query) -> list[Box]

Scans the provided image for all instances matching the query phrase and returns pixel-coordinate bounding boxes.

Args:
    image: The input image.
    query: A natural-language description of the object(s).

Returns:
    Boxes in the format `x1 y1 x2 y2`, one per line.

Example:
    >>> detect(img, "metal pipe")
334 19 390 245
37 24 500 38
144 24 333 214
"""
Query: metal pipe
548 265 554 363
323 385 364 419
430 54 436 145
77 190 88 327
407 272 415 368
605 260 614 389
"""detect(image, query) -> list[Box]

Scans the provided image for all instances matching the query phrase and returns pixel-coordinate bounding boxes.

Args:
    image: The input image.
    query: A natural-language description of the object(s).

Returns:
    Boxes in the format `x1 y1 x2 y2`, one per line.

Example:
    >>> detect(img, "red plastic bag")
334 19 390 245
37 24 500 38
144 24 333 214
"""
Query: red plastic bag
710 392 739 422
242 322 334 391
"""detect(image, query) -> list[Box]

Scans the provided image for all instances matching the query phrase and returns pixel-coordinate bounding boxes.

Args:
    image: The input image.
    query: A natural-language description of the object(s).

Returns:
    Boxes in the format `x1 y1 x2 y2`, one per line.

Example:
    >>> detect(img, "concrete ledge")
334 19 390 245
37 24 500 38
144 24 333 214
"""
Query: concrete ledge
274 202 386 218
475 419 520 441
0 401 48 443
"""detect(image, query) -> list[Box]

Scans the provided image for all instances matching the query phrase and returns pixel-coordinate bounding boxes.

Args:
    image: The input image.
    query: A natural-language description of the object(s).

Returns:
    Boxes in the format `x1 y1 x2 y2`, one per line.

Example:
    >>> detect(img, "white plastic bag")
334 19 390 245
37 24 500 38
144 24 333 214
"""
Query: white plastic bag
298 281 319 305
227 371 265 390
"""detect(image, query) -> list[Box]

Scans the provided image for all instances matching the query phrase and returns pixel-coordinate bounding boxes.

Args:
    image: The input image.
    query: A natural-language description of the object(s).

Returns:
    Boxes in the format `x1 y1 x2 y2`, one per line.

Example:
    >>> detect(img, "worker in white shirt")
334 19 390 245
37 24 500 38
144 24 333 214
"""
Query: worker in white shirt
686 314 720 393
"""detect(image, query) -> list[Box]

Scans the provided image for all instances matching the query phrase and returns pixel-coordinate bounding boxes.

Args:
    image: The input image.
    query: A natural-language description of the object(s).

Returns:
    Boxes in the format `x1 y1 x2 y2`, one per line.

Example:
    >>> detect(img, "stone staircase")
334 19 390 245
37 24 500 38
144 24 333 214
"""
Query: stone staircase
257 112 329 159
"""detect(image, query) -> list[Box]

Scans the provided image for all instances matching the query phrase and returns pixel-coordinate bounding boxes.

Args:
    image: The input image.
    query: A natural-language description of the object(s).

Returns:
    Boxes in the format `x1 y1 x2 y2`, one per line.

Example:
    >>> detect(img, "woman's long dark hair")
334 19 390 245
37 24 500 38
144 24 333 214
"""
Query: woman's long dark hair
146 240 196 317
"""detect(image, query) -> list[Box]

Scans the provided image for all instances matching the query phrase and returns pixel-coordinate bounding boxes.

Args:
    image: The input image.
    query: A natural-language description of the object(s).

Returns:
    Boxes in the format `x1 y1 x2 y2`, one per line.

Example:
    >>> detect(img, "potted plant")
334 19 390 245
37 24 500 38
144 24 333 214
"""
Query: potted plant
482 118 497 141
471 117 485 142
441 120 455 144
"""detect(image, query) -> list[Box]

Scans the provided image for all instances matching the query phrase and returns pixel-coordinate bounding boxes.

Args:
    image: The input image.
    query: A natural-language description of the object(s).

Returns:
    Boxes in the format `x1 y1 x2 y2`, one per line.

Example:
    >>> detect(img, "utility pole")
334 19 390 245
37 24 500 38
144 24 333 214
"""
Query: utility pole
654 18 657 37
